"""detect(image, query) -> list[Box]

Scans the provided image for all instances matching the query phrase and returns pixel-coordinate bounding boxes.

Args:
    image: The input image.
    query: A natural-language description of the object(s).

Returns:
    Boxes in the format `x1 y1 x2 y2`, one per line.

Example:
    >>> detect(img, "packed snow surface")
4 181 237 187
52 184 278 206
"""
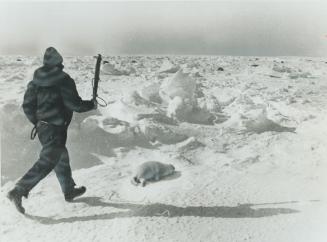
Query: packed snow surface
1 55 327 242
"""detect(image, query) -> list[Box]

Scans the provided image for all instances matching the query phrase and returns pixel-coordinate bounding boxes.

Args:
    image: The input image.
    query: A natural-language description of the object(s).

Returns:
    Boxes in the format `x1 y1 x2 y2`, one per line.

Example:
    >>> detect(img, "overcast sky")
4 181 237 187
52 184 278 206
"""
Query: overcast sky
0 1 326 56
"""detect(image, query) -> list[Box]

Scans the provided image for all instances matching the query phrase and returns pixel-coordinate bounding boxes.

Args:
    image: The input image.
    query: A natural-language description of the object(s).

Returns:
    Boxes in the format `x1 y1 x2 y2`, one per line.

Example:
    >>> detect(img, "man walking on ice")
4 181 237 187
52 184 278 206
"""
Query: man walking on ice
7 47 97 214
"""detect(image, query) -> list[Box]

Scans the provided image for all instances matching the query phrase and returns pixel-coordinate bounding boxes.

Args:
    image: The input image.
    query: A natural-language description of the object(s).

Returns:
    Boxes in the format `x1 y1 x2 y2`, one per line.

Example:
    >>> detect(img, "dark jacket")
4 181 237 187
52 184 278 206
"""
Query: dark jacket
23 65 94 126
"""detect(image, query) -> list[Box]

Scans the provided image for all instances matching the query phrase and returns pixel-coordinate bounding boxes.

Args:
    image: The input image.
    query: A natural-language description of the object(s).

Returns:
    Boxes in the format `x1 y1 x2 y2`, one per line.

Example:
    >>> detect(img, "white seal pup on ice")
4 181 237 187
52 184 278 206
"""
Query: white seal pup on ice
131 161 175 187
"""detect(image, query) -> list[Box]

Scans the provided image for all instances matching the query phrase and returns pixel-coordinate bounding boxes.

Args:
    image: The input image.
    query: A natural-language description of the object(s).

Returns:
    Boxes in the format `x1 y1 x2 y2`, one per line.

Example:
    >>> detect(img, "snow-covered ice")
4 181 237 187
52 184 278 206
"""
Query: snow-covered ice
1 55 327 242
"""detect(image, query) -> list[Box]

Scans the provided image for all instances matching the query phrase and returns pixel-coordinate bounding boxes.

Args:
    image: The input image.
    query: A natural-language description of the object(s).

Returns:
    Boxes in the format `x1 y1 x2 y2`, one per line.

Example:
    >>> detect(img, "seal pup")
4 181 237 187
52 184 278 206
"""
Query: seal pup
131 161 175 187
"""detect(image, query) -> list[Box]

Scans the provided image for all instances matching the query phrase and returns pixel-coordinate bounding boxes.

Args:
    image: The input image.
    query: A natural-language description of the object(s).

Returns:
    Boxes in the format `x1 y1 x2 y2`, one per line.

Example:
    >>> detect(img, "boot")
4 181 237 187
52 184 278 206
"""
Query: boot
64 186 86 202
7 189 25 214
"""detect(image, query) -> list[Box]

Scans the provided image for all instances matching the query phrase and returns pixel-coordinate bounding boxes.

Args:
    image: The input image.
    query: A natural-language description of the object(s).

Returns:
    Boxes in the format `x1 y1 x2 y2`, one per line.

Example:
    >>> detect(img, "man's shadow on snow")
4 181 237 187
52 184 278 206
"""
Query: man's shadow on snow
25 197 300 225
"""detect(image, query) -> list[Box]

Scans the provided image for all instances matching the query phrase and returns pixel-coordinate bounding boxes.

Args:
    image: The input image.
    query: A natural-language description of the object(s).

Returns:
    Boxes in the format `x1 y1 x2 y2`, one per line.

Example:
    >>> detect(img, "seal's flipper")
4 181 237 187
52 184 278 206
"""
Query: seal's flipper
131 177 140 186
140 178 146 187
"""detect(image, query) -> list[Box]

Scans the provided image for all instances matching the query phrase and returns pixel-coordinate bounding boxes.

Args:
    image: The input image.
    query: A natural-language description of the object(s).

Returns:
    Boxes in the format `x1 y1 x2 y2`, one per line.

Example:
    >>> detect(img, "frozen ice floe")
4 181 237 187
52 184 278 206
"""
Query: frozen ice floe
157 59 180 74
159 69 197 104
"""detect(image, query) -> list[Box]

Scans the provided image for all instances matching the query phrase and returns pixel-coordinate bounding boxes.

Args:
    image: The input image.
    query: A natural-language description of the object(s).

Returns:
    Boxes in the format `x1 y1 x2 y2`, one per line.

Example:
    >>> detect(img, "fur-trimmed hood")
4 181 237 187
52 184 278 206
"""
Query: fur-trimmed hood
43 47 63 67
31 47 67 87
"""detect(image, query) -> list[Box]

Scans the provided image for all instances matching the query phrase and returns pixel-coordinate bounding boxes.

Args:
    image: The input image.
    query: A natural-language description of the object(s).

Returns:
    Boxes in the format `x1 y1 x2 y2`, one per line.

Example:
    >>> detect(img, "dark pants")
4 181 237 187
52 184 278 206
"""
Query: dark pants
15 122 75 197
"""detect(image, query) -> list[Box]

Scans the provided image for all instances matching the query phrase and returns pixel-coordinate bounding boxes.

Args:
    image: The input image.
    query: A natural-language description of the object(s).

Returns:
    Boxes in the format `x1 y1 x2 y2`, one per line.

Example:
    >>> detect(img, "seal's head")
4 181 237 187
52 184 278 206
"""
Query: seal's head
43 47 63 68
